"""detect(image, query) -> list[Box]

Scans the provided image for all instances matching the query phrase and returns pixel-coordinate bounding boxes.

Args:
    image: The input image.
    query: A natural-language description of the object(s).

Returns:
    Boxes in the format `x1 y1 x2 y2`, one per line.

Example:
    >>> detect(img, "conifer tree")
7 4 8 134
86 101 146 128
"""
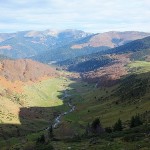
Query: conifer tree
113 118 123 131
130 115 143 128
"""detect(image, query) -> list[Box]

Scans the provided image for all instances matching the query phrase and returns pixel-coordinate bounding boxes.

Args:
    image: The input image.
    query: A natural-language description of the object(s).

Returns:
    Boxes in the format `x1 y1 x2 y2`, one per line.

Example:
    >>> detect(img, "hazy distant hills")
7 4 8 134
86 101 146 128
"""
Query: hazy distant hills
0 29 91 59
33 31 150 62
0 30 149 62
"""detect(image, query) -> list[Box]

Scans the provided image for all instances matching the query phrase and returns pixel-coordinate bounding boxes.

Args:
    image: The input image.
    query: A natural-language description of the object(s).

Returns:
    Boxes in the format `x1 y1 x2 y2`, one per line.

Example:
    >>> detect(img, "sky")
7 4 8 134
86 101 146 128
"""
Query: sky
0 0 150 33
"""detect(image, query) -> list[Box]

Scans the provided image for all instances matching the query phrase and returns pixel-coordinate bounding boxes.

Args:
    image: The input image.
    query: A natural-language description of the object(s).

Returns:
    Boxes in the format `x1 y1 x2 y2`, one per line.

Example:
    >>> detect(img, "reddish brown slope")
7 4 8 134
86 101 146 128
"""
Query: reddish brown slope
0 59 58 93
82 54 130 87
0 59 57 82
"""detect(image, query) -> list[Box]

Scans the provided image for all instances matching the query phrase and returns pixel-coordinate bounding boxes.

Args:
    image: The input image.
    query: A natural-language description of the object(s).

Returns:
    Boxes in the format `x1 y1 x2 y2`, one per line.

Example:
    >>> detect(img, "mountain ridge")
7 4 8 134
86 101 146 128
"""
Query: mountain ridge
32 31 150 62
0 29 91 59
0 30 150 62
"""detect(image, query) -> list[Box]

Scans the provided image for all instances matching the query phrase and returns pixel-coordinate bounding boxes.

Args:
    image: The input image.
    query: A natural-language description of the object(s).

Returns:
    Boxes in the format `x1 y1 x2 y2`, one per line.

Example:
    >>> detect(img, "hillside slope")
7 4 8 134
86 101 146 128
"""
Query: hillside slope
0 59 57 82
57 36 150 87
49 40 150 149
0 59 60 125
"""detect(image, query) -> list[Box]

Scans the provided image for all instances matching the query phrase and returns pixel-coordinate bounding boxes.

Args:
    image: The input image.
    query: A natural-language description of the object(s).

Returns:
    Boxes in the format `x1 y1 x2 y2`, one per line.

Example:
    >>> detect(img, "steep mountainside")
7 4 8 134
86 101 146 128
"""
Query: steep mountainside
0 59 57 82
82 37 150 87
57 54 114 72
0 59 59 94
57 36 150 87
109 36 150 60
58 36 150 70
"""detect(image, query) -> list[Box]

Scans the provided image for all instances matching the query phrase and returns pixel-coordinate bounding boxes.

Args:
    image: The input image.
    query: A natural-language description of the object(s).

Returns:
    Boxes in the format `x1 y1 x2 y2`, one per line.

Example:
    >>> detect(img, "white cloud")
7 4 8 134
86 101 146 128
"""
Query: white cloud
0 0 150 33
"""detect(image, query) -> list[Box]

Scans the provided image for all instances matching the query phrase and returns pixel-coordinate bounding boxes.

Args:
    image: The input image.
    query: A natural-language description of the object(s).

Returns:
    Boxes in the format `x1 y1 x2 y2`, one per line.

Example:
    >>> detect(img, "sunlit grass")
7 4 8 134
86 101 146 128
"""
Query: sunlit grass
127 61 150 74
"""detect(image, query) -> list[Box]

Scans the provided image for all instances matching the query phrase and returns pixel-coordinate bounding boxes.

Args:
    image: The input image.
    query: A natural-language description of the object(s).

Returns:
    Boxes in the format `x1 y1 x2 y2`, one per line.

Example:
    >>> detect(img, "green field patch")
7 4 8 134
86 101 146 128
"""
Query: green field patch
127 61 150 74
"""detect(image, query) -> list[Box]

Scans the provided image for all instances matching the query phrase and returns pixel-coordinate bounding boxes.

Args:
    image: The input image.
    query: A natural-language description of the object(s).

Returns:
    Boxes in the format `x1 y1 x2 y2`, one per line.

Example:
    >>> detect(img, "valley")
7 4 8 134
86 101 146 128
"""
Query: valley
0 30 150 150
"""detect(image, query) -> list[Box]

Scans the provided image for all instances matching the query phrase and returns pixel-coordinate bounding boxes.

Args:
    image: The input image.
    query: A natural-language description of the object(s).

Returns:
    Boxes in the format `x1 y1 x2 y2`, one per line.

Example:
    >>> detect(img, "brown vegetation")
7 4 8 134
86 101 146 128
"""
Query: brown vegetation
0 59 58 93
82 54 130 87
0 59 58 82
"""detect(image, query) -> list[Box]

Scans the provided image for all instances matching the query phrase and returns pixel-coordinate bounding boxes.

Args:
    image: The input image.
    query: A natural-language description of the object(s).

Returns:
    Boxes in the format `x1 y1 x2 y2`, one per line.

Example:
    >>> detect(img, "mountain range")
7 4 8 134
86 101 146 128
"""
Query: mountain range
0 29 90 59
0 30 149 62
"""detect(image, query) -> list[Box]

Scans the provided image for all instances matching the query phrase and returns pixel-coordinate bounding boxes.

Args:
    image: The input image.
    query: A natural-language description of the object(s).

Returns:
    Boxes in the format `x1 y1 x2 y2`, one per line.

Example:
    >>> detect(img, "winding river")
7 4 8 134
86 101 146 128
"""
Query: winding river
46 91 75 130
53 102 75 128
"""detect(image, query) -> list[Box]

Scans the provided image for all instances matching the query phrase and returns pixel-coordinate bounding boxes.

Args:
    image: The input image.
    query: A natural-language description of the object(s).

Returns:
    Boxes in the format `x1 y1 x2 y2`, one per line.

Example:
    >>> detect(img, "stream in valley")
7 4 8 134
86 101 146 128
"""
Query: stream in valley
46 91 75 130
53 102 75 128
